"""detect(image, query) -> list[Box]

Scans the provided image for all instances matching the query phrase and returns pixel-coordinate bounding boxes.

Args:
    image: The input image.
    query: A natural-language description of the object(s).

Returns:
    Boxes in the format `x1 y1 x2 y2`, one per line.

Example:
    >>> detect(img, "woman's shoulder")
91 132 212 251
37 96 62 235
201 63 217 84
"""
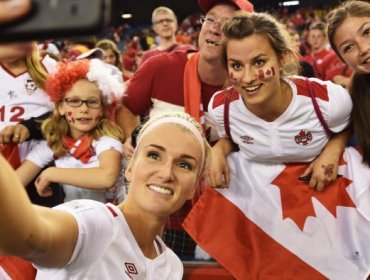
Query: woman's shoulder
209 86 239 112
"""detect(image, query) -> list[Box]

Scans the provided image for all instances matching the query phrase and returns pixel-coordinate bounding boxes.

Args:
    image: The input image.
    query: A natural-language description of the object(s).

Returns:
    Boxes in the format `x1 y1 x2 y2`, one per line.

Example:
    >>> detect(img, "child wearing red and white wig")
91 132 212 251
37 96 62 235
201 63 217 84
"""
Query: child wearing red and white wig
16 59 125 204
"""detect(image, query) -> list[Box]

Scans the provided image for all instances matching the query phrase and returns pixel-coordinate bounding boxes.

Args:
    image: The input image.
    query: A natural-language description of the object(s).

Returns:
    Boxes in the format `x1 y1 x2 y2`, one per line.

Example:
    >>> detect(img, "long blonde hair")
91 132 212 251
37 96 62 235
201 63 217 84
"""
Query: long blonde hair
26 42 49 88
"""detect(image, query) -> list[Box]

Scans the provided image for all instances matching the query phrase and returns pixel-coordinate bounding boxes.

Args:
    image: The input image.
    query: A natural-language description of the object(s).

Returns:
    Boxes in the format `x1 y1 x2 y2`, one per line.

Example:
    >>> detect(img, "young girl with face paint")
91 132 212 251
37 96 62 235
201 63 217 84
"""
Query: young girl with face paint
206 11 354 191
327 0 370 166
16 59 125 204
0 112 209 279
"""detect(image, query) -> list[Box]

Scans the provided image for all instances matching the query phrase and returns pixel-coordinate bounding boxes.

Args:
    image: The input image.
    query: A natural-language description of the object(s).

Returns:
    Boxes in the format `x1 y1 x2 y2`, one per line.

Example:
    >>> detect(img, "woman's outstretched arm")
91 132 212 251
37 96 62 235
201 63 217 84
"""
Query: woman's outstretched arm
0 155 78 267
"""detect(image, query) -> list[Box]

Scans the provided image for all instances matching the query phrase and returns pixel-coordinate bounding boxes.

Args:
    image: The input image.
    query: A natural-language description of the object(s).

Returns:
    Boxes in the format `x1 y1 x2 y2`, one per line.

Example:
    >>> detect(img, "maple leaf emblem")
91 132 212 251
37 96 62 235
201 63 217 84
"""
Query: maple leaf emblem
271 163 355 231
266 69 271 75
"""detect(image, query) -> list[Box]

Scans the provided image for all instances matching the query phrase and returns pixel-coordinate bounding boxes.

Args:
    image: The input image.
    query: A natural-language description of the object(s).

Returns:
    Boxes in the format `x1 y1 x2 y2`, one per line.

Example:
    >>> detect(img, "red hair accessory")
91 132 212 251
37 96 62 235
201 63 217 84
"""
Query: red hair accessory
45 59 125 105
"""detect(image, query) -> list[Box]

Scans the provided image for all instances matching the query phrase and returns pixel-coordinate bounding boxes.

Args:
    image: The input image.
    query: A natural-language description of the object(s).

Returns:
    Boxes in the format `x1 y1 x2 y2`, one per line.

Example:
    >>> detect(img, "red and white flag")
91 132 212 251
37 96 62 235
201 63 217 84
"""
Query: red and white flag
258 66 276 79
184 147 370 279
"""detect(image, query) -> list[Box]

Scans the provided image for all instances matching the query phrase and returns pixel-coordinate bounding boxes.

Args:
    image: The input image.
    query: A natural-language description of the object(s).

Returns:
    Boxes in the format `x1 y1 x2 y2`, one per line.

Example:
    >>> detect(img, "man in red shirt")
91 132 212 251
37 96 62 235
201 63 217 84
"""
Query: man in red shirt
117 0 254 258
140 6 195 66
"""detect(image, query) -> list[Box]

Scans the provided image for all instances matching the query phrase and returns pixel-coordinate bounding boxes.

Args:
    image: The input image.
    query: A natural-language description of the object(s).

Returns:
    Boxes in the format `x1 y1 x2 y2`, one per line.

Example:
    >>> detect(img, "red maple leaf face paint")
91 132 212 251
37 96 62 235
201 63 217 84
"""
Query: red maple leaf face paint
229 72 238 85
258 66 276 80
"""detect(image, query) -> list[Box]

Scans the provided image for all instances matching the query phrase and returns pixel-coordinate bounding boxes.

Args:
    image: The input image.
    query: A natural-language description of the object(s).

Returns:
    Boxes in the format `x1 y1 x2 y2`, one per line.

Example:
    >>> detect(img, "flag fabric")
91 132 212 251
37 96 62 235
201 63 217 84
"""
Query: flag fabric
183 147 370 279
0 143 21 169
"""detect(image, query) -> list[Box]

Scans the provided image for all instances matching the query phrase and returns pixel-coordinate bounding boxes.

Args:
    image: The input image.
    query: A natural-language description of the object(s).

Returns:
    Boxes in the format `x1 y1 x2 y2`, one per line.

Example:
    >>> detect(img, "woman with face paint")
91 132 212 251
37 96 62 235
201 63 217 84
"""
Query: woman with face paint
327 0 370 166
16 59 125 204
206 11 354 192
0 112 209 279
184 11 370 279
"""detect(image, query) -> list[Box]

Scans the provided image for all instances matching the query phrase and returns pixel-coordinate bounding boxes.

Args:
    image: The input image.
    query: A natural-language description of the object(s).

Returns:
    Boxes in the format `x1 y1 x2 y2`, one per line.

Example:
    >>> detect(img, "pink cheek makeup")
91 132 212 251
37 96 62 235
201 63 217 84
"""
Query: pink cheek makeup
258 66 276 80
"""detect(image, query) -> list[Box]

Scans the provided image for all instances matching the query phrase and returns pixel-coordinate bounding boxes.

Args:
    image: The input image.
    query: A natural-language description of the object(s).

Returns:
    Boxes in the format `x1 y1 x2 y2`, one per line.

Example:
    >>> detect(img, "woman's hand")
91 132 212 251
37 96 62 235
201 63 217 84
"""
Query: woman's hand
0 0 31 25
205 138 234 188
35 168 53 197
0 124 30 144
300 152 340 192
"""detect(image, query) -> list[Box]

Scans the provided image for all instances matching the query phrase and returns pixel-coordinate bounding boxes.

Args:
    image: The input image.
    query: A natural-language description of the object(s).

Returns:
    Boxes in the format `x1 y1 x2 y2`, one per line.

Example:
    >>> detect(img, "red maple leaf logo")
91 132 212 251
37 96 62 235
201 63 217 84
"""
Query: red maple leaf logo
271 162 355 230
266 69 271 75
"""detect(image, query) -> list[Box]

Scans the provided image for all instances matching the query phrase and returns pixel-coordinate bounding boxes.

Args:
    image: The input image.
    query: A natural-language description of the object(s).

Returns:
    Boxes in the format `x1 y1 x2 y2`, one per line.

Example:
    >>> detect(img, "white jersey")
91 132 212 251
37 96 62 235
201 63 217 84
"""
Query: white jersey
35 200 183 280
0 55 56 161
26 136 124 203
208 76 352 163
0 55 55 130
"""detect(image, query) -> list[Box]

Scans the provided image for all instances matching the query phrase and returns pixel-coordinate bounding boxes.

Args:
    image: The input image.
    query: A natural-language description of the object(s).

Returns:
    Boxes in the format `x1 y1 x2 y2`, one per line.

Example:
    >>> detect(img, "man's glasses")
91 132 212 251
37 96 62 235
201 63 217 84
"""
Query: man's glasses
200 15 226 26
153 18 175 25
64 98 101 109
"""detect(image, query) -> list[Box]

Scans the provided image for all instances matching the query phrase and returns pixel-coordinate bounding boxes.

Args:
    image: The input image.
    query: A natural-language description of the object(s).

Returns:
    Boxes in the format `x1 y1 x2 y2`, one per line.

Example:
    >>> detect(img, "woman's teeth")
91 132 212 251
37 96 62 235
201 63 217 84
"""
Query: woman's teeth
147 185 173 195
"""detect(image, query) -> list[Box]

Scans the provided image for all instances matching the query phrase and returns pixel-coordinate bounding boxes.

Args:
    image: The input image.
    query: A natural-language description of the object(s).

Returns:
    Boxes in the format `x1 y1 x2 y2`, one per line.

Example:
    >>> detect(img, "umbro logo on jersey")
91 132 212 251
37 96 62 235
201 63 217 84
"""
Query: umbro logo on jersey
125 262 138 279
241 135 254 144
294 130 312 145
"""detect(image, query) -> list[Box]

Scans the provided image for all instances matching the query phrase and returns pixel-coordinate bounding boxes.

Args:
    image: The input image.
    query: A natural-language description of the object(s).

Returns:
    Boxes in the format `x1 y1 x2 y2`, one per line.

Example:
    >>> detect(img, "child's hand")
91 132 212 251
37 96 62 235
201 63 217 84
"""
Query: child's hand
205 145 230 188
35 169 53 197
300 152 339 192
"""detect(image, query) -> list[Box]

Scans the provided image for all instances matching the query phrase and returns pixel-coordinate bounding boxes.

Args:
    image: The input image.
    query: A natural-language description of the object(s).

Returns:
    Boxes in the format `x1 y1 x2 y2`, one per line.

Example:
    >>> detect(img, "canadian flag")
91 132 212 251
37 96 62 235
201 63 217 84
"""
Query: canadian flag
183 147 370 279
258 66 276 79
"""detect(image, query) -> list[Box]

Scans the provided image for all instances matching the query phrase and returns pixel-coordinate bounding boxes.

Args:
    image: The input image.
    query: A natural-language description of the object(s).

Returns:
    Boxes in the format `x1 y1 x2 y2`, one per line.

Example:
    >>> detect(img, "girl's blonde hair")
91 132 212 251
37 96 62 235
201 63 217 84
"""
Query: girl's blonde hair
26 42 49 88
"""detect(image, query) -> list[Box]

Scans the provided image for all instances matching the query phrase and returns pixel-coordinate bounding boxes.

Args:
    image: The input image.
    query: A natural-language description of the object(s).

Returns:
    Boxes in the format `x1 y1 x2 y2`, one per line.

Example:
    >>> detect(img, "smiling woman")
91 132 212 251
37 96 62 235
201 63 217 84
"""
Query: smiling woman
0 111 210 279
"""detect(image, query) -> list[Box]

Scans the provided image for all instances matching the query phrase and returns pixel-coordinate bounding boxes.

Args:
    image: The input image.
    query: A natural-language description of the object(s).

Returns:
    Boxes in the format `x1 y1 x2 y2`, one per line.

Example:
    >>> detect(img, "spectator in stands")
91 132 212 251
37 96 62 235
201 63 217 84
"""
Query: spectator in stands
327 0 370 165
16 59 124 204
96 39 122 70
140 6 195 66
303 21 332 78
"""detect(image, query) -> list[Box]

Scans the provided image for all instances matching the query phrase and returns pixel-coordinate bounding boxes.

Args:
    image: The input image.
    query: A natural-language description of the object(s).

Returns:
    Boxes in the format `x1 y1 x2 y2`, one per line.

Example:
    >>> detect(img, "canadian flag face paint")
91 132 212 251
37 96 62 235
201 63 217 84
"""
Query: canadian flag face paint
258 66 276 80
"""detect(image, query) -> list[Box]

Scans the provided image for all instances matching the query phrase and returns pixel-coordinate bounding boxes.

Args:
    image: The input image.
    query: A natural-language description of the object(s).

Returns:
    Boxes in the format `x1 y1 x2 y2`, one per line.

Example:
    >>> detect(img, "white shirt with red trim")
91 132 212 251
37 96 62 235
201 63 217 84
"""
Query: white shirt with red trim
208 76 352 163
35 200 183 280
0 55 55 130
0 55 56 161
26 136 124 203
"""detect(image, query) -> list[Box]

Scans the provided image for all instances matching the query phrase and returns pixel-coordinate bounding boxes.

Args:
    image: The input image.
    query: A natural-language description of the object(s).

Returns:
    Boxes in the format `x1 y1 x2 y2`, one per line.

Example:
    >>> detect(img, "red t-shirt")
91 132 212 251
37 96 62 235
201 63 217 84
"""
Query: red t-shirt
123 50 222 117
317 52 352 82
303 49 333 79
140 44 196 67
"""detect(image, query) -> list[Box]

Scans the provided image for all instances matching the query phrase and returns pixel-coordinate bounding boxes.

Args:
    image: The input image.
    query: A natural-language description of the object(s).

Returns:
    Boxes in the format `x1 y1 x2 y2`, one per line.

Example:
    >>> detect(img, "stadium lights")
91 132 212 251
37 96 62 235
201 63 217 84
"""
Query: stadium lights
279 1 300 6
121 13 132 19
